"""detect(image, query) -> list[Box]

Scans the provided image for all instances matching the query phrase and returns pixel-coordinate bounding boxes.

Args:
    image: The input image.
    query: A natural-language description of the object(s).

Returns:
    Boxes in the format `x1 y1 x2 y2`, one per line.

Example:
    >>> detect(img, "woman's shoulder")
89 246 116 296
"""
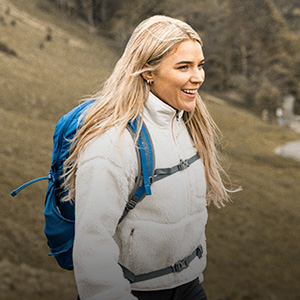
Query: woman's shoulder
79 126 136 166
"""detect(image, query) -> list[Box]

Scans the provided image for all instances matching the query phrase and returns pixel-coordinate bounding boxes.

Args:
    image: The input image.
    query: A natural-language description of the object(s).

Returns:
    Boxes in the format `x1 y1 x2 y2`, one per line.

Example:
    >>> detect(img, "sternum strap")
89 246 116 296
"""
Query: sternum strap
120 245 203 283
150 153 200 184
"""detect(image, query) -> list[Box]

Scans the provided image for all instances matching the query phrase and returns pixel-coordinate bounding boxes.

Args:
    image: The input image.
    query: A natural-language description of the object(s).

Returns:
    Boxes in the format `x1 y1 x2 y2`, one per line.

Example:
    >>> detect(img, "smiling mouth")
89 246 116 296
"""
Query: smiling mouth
182 89 198 95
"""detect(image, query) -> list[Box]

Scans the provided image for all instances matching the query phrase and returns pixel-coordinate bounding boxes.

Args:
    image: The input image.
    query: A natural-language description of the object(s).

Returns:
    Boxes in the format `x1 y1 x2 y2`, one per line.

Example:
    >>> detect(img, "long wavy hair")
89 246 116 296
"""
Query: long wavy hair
62 15 232 207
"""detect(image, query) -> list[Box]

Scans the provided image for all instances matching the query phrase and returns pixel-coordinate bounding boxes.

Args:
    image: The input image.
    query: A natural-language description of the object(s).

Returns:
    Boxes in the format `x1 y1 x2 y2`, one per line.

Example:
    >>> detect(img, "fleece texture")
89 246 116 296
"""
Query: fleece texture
74 92 208 300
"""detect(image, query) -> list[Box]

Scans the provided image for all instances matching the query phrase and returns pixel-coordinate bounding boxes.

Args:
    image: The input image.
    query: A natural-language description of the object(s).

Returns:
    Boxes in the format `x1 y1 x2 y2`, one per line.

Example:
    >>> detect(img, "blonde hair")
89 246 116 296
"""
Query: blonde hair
63 15 231 207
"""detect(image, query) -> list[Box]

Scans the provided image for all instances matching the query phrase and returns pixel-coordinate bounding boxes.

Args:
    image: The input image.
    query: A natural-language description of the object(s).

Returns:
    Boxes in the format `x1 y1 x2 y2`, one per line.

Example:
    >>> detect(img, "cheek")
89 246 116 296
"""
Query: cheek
152 70 187 96
167 74 187 89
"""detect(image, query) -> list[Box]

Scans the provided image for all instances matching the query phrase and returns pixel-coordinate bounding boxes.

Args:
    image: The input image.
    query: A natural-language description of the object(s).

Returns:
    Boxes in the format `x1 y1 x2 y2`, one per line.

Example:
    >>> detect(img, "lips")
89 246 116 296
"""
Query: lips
181 89 198 98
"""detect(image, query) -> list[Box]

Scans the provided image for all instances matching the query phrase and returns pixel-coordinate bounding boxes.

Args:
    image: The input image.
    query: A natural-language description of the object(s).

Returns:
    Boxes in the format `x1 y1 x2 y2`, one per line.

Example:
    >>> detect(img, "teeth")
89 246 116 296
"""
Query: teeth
182 89 197 94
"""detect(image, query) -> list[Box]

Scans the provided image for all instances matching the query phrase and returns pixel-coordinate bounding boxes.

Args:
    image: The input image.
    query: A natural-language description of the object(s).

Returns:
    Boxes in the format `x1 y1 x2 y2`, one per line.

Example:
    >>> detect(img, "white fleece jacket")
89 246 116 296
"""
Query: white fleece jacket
74 92 208 300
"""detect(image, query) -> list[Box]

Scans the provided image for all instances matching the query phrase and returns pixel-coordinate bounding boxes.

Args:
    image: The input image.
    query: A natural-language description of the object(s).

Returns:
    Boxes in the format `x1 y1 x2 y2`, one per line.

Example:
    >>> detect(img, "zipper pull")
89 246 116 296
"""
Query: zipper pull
129 229 135 256
176 110 183 121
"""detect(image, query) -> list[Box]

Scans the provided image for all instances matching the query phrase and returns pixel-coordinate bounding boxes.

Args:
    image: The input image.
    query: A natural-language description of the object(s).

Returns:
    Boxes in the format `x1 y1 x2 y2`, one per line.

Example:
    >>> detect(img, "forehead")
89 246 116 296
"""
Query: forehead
166 39 204 62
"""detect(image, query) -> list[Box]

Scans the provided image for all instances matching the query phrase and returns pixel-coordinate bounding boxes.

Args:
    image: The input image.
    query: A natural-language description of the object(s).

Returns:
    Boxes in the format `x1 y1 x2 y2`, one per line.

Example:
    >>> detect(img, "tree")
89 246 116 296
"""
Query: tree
254 80 282 119
80 0 95 28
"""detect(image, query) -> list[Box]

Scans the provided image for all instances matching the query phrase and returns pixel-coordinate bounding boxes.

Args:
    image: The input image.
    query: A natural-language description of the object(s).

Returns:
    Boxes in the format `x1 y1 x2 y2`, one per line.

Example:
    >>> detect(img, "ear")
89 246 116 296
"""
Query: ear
141 64 154 82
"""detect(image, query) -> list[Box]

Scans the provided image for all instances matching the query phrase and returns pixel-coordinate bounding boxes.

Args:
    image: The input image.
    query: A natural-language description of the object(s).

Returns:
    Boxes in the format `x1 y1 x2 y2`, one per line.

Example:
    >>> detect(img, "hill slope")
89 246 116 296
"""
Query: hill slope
1 0 118 299
1 1 300 300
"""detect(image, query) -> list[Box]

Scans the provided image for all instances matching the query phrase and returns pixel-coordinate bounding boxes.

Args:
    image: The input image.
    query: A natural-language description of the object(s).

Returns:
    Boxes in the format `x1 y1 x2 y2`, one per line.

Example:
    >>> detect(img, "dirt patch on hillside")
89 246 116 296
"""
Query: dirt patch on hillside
274 140 300 161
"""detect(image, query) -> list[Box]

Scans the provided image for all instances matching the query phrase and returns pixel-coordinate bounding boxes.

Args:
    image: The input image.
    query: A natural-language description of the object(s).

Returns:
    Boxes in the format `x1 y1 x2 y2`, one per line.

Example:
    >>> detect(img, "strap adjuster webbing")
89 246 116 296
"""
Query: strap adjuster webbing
171 245 203 273
149 153 200 184
120 245 203 283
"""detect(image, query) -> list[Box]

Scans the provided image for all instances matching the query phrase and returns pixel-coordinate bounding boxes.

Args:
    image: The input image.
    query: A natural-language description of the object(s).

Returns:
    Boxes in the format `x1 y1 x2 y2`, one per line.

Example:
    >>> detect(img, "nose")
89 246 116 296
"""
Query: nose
190 68 205 85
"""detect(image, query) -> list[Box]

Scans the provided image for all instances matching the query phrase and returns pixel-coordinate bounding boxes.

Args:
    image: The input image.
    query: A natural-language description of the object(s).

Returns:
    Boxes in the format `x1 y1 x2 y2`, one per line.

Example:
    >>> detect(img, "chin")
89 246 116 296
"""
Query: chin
182 103 196 112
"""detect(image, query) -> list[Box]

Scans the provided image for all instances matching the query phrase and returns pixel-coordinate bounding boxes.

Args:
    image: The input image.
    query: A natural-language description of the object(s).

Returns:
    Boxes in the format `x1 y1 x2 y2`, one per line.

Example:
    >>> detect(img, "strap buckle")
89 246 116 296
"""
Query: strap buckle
196 245 203 258
149 176 153 184
178 159 189 171
126 199 137 210
172 257 190 273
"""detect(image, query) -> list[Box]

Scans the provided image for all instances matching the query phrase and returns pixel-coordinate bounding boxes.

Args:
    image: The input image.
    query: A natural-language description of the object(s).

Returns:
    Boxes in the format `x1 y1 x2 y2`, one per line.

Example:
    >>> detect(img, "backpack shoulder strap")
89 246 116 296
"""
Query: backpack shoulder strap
118 119 154 224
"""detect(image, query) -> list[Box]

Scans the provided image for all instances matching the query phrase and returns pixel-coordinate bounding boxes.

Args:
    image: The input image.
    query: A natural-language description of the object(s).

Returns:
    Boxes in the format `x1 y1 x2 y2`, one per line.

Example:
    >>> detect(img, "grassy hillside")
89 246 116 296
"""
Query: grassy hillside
1 1 300 300
203 95 300 300
0 0 118 299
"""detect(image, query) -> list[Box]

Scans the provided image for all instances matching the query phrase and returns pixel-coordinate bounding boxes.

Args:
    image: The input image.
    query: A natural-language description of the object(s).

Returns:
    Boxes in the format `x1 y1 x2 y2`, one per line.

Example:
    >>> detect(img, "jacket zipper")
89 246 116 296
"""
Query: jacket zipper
172 114 192 214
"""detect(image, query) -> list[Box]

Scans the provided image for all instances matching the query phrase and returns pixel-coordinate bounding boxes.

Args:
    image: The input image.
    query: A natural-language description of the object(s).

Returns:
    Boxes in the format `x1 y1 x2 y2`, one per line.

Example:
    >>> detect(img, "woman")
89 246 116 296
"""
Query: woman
63 15 231 300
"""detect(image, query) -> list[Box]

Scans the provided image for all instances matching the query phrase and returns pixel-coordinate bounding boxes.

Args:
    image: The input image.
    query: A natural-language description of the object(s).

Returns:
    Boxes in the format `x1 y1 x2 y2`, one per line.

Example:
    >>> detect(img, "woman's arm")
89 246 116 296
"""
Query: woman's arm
74 133 138 300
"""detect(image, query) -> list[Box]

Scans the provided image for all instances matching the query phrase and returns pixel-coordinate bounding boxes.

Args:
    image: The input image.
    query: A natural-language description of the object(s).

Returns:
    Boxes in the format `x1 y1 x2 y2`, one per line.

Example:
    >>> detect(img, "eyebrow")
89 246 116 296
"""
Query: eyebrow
175 59 205 65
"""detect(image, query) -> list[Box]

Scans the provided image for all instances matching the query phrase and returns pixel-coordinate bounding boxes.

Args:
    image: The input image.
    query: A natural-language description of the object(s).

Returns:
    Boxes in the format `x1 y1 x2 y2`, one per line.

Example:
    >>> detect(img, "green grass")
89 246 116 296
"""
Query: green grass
1 0 118 122
203 94 300 300
0 0 118 298
1 1 300 299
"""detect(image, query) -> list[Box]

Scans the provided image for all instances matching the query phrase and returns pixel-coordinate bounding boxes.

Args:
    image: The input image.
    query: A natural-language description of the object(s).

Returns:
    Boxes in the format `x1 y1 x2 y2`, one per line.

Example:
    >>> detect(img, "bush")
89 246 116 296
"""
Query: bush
0 41 17 56
226 74 259 106
254 80 282 119
205 55 228 91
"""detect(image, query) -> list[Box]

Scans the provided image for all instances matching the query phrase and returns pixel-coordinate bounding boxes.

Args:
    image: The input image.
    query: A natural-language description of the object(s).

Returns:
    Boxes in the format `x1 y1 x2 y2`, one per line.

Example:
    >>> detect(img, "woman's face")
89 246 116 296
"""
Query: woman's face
149 39 205 112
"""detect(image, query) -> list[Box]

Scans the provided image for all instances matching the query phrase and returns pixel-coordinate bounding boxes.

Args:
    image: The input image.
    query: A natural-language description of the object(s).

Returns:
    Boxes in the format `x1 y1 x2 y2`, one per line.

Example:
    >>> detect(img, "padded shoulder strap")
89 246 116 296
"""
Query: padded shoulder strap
118 119 154 224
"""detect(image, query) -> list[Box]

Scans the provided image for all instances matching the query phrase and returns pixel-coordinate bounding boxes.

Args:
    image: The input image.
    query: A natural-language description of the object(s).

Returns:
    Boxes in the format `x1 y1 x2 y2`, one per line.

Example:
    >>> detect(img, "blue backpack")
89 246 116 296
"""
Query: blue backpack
11 100 202 283
11 100 154 270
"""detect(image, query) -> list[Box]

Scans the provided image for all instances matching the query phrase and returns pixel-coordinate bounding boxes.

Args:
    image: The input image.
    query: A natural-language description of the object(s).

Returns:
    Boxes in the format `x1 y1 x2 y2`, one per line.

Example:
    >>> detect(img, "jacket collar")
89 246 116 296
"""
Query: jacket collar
144 92 184 128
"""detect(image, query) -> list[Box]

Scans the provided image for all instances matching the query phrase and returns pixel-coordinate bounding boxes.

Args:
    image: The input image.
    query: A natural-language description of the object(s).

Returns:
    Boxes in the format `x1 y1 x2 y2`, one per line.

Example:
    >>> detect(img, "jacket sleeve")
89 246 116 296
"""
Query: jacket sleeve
73 132 138 300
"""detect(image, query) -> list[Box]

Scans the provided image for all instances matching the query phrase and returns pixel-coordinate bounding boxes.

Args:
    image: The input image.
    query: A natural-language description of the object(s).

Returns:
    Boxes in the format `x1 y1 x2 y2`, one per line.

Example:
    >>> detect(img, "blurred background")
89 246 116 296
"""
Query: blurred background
1 0 300 299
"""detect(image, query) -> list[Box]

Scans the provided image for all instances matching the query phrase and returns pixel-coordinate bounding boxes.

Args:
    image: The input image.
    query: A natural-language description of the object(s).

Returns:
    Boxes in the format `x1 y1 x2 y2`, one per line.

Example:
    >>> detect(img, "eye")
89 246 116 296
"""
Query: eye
198 62 205 69
178 65 188 70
